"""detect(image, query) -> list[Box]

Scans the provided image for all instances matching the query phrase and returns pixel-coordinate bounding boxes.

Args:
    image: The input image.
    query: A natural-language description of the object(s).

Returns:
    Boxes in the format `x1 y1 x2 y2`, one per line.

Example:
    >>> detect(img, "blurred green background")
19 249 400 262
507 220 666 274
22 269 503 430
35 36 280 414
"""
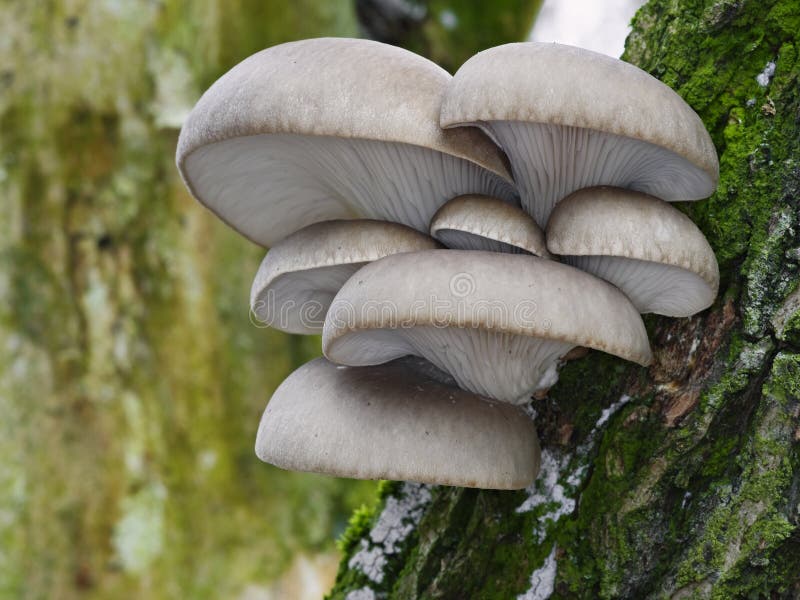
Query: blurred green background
0 1 541 598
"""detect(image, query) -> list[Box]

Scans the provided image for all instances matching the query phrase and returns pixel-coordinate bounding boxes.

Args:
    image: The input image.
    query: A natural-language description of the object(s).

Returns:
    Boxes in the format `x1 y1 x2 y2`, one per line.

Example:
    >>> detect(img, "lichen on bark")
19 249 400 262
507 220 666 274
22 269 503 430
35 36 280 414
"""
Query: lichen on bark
329 1 800 598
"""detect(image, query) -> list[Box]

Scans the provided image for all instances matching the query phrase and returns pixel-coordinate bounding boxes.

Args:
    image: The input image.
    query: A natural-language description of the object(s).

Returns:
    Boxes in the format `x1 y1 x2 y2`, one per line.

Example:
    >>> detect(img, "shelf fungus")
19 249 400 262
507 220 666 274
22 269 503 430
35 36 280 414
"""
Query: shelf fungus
429 195 550 256
322 250 652 404
176 37 516 246
441 42 719 226
255 357 541 489
250 220 439 334
546 187 719 317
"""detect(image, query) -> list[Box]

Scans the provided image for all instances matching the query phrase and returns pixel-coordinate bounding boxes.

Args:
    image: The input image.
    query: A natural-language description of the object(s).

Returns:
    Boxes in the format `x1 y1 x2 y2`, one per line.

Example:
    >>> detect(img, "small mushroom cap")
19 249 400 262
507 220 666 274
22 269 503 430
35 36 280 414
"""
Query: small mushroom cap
177 38 516 246
251 220 440 334
429 195 550 257
547 187 719 316
322 250 651 403
255 357 541 490
440 42 719 225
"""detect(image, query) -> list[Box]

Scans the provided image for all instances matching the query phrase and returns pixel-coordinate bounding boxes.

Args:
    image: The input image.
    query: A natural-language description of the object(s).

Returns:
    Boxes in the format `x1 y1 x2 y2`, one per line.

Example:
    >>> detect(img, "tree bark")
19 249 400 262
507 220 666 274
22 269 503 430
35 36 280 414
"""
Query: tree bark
328 1 800 598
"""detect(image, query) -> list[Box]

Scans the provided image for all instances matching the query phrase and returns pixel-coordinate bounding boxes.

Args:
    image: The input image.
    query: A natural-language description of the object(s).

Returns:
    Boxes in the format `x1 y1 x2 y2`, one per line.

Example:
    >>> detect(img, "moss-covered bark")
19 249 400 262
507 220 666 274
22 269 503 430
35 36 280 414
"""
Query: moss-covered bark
329 1 800 598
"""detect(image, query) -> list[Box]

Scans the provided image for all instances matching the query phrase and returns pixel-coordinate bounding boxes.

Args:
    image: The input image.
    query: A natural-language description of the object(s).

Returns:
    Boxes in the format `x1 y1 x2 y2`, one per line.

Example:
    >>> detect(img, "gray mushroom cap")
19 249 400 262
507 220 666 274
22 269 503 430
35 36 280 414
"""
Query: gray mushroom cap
250 219 440 334
546 187 719 317
429 195 550 256
255 357 541 489
177 37 516 246
322 250 651 404
440 42 719 226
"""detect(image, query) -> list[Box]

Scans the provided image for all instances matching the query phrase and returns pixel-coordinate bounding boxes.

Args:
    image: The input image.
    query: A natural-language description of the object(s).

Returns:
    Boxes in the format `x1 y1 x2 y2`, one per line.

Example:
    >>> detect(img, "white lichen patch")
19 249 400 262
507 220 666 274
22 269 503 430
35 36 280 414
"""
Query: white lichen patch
112 482 167 574
346 587 378 600
348 541 388 584
517 396 631 533
594 395 631 431
517 546 557 600
516 450 574 541
348 482 432 584
517 395 632 596
756 60 776 87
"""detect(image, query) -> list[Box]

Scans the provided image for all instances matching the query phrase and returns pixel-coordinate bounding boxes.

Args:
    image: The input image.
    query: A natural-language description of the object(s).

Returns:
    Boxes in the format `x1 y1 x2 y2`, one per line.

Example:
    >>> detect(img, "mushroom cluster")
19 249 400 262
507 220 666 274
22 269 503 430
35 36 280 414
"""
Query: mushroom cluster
177 39 719 491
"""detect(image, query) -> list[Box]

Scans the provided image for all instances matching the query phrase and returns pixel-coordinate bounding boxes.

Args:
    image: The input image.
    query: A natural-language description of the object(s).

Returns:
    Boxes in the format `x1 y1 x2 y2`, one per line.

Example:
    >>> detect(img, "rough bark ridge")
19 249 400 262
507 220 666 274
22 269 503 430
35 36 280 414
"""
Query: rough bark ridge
329 1 800 598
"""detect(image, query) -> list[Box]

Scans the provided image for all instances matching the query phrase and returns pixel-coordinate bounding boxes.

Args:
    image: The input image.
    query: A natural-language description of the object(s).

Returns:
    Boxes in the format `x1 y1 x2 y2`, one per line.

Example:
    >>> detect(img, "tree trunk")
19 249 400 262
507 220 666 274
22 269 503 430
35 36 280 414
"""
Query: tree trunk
328 1 800 598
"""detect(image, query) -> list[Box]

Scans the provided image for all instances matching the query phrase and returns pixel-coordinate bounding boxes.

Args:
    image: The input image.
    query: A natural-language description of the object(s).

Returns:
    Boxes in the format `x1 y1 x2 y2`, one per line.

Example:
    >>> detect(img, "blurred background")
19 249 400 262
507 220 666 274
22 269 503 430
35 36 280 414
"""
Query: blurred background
0 1 641 598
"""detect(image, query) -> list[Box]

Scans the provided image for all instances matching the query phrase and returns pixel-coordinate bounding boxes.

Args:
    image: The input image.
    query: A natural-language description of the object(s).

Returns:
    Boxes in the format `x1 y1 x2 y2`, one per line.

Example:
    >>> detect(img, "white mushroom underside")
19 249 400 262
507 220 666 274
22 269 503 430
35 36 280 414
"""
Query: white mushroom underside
485 121 715 226
564 255 715 317
328 326 575 404
183 133 518 245
434 229 532 254
253 264 364 334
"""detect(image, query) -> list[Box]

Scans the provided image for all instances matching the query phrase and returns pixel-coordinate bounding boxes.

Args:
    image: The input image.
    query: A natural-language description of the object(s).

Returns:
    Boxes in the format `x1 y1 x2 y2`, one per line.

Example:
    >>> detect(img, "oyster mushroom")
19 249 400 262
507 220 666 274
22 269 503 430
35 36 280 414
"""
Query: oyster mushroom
256 357 541 489
250 219 440 334
546 186 719 317
177 37 516 246
440 42 719 226
429 195 550 256
322 250 651 404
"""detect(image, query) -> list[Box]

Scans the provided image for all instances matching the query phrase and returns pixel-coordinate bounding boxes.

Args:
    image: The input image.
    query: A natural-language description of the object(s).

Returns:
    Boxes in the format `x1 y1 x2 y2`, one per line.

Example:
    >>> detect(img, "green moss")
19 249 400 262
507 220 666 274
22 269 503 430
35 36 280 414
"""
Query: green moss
779 308 800 345
391 487 547 599
548 351 635 440
336 504 376 556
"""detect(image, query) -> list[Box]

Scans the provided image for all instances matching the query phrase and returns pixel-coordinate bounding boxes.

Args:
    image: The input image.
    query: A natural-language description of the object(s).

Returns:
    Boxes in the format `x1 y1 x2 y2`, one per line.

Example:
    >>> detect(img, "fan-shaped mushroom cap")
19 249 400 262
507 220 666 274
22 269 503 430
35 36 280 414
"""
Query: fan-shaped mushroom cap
441 42 719 226
177 38 516 246
546 187 719 317
429 195 550 256
255 357 541 489
250 219 440 334
322 250 651 404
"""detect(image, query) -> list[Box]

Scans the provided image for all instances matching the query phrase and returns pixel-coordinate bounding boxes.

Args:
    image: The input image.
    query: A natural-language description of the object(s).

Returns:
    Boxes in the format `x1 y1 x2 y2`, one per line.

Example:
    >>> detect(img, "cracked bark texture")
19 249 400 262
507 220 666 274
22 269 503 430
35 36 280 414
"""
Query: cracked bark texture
329 1 800 598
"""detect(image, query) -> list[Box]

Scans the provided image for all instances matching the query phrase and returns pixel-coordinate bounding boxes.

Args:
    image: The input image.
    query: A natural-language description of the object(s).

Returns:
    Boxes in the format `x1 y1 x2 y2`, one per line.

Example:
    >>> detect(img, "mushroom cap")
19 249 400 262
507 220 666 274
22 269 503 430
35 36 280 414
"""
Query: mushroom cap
251 219 440 334
546 187 719 316
177 37 516 246
440 42 719 225
429 195 550 257
255 357 541 489
322 250 651 403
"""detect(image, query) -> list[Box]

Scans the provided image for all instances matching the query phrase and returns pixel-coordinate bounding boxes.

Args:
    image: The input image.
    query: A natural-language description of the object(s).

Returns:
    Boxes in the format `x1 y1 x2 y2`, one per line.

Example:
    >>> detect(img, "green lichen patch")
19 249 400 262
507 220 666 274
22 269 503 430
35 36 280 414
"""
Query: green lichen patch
671 352 799 597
